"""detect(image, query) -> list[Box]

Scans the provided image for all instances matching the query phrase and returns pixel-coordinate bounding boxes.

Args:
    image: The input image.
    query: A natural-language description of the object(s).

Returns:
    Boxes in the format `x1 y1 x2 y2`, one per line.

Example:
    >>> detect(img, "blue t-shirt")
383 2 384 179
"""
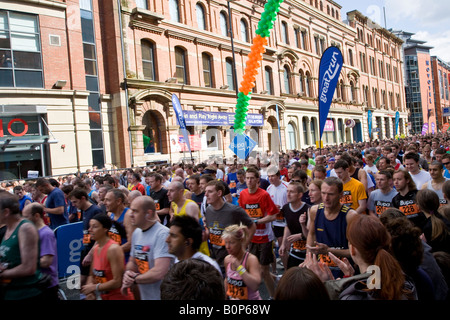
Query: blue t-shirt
46 187 68 230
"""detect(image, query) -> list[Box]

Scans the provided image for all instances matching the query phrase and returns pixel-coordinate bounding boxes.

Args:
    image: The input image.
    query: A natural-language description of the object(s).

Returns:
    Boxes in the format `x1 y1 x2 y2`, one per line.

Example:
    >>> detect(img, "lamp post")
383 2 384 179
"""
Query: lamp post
227 0 239 97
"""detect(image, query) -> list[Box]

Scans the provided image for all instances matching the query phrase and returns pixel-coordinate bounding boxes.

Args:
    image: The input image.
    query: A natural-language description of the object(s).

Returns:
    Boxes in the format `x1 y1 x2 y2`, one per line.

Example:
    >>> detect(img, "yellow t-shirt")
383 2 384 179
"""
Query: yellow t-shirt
340 178 367 211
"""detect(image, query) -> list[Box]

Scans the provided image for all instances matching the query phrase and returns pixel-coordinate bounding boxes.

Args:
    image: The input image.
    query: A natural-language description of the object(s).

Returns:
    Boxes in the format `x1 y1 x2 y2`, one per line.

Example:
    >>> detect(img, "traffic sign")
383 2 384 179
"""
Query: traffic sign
229 134 257 159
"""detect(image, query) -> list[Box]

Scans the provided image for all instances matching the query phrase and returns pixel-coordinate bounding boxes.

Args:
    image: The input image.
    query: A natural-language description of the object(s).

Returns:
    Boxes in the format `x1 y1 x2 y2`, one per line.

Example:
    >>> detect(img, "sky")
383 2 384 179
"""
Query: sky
338 0 450 62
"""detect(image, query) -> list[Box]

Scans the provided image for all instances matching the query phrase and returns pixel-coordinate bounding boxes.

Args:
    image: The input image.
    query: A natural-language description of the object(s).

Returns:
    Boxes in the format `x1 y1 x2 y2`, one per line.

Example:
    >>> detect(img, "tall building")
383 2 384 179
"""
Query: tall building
392 30 440 135
0 0 409 180
431 56 450 129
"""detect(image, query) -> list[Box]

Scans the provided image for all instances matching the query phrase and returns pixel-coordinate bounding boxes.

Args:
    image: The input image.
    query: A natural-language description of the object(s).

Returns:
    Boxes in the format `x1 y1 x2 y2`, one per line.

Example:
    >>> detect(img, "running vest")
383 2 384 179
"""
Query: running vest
92 239 131 300
314 203 349 267
18 195 32 212
0 220 43 300
226 251 261 300
427 179 449 206
109 208 129 246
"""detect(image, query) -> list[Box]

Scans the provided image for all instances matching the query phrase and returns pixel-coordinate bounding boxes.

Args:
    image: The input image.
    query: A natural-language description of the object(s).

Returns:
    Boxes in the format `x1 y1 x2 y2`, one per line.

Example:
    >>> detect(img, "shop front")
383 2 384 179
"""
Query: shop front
0 105 57 180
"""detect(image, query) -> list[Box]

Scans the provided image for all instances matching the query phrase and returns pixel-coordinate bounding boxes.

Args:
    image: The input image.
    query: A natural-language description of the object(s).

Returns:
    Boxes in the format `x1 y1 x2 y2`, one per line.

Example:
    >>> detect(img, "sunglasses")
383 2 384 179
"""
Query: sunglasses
443 162 450 166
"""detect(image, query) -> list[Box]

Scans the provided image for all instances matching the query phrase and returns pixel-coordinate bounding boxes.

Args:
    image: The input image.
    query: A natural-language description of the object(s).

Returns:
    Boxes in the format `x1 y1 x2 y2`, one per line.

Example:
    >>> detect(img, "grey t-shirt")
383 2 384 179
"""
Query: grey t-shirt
204 201 254 268
130 222 174 300
367 188 398 216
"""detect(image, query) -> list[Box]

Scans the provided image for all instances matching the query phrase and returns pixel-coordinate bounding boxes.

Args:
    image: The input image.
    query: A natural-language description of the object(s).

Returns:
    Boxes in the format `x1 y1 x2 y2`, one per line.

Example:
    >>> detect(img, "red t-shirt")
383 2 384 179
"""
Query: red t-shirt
238 188 278 243
132 183 146 195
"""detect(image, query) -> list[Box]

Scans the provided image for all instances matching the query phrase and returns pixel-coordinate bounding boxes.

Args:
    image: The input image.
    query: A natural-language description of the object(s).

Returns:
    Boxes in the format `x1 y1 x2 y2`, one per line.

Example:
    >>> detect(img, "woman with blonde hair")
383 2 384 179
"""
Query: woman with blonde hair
222 224 262 300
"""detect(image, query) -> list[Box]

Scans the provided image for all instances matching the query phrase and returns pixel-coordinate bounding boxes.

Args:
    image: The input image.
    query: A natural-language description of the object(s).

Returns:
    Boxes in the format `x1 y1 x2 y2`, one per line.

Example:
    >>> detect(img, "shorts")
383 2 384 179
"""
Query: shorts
272 225 285 238
249 241 275 266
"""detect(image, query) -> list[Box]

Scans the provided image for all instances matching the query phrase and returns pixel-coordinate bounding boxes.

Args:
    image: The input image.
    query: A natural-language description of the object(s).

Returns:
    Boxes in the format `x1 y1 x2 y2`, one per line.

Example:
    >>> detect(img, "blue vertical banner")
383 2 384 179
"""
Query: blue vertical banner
395 111 400 137
172 93 192 154
368 110 373 138
318 47 343 140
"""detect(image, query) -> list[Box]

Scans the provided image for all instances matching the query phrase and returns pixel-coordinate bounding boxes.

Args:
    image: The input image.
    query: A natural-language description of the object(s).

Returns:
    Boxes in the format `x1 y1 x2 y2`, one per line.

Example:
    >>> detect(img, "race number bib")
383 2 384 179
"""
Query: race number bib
340 191 353 206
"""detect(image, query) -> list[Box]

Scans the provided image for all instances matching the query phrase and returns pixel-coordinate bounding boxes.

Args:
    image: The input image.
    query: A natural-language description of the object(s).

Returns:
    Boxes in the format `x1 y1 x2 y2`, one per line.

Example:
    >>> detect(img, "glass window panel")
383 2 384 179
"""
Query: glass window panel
143 61 154 80
196 4 206 30
80 0 93 11
84 59 97 75
136 0 148 9
80 10 94 43
141 41 153 61
91 149 105 169
0 69 13 87
11 33 39 51
220 12 228 37
240 20 247 42
90 130 104 149
226 58 234 90
86 76 98 91
0 31 10 49
83 43 95 60
13 51 41 69
14 70 43 87
0 11 8 30
88 92 100 111
169 0 180 22
89 112 102 129
175 48 186 84
0 50 12 67
9 13 38 33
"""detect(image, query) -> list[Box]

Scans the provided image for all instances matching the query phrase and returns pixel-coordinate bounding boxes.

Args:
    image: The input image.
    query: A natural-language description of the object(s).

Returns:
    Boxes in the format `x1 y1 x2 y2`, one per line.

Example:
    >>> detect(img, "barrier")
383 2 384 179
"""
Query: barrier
54 222 83 279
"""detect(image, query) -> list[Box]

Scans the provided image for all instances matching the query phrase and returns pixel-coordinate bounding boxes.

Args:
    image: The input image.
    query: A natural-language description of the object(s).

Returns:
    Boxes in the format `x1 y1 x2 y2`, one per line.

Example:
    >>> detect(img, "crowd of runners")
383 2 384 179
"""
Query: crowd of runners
1 134 450 300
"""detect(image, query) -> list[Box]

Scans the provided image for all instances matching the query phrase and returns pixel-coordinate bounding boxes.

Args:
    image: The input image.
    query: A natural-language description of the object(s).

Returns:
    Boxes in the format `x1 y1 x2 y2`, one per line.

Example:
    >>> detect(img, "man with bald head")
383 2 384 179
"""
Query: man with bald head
121 196 174 300
167 181 200 223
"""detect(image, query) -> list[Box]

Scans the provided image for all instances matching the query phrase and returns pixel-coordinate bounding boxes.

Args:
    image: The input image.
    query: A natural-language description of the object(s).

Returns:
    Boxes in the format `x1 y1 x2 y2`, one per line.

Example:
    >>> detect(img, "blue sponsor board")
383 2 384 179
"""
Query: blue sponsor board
229 134 257 159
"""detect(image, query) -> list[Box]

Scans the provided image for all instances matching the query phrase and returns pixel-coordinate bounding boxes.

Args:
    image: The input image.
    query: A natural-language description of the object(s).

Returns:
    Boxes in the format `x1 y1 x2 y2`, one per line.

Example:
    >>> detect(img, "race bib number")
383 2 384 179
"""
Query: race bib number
83 230 91 245
229 181 237 189
245 204 263 219
399 203 419 216
226 278 248 300
292 240 306 252
340 191 353 205
108 231 122 245
134 245 151 274
317 253 343 267
93 269 107 284
209 232 225 247
375 201 391 216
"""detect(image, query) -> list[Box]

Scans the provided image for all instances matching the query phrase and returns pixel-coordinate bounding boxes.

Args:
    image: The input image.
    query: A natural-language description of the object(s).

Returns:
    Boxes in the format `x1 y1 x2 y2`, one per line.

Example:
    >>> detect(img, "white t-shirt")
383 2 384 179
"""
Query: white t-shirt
410 170 432 190
174 252 222 276
267 181 289 227
130 222 174 300
364 164 378 175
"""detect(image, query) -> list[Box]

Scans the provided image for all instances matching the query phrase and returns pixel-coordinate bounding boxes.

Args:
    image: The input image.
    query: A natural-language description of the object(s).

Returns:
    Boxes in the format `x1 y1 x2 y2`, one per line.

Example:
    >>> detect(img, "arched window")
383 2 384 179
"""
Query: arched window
196 3 206 30
340 79 345 101
202 53 213 87
305 71 312 97
281 21 288 44
287 122 297 150
220 12 228 37
175 46 187 84
350 81 355 102
283 65 291 94
265 66 273 95
141 40 155 80
226 57 235 90
310 117 317 144
299 70 305 95
240 19 248 42
348 49 354 66
169 0 180 22
302 117 309 145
